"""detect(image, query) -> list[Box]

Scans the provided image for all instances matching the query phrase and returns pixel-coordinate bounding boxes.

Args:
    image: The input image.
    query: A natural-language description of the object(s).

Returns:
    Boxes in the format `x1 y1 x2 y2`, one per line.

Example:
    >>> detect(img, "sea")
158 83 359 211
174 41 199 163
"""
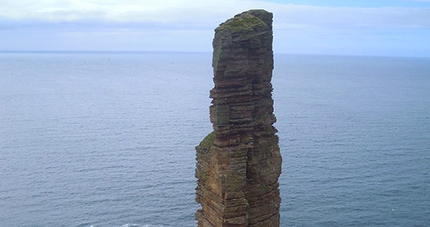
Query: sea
0 52 429 227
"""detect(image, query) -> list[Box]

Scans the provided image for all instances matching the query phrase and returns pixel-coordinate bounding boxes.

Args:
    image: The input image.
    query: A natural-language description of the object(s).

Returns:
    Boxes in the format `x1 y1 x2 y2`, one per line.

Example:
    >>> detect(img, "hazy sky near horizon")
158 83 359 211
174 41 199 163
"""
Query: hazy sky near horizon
1 0 430 57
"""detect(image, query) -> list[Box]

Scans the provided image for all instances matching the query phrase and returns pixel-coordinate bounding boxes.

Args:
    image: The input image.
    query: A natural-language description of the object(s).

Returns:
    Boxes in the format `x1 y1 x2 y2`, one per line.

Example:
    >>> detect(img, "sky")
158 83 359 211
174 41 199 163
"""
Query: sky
1 0 430 57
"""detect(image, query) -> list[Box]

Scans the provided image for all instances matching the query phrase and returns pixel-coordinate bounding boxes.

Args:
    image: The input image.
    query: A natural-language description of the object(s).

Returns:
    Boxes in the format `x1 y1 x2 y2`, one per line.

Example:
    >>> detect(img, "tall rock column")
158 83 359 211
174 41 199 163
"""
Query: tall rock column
195 9 282 227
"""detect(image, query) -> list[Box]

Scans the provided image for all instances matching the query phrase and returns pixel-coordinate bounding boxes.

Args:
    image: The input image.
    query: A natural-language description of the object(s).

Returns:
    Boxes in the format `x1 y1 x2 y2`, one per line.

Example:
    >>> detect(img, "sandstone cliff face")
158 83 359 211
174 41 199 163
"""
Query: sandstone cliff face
195 10 282 227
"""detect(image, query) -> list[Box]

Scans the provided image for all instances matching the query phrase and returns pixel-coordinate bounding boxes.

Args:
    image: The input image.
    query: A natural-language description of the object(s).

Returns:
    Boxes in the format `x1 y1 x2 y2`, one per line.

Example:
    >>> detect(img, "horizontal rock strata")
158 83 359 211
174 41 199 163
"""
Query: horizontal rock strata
196 10 282 227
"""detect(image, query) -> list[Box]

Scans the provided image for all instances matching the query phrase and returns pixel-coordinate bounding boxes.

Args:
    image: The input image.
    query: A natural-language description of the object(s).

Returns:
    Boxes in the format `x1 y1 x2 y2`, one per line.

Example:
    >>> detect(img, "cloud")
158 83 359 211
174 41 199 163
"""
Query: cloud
0 0 248 24
273 5 430 31
1 0 429 56
2 0 430 30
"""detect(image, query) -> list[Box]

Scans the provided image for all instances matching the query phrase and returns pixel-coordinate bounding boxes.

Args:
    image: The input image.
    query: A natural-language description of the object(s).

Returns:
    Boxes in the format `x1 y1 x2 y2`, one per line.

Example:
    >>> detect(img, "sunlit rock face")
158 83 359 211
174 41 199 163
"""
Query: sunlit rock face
195 9 282 227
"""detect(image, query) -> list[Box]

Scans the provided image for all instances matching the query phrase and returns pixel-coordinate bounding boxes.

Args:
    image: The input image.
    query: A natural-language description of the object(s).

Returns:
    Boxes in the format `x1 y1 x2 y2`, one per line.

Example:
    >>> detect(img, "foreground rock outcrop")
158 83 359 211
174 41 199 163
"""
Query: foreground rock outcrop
195 10 282 227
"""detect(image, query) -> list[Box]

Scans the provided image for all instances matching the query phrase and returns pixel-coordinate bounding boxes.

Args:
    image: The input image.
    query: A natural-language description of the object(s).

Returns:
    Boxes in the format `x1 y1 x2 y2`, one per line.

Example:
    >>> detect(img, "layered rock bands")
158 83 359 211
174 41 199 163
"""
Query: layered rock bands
195 10 282 227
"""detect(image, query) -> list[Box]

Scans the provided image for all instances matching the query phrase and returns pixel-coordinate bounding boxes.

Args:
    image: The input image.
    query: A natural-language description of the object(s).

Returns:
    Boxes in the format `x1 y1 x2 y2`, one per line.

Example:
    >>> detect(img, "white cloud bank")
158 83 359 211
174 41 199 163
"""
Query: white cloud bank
1 0 429 56
1 0 430 29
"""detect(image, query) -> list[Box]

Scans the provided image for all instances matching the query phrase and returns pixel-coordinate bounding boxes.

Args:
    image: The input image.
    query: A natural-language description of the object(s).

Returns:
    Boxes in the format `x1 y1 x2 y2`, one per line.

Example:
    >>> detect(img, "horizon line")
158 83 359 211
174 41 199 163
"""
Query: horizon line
0 50 428 59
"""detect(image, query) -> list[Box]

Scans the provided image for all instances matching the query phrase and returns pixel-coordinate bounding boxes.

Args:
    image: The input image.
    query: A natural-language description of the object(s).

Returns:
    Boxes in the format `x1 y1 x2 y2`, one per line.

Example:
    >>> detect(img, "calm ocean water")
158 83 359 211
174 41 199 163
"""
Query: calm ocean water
0 52 429 227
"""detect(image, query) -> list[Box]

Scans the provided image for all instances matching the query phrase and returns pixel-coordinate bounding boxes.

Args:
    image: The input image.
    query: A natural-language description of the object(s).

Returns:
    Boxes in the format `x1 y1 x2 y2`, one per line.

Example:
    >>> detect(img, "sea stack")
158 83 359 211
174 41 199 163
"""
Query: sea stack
195 9 282 227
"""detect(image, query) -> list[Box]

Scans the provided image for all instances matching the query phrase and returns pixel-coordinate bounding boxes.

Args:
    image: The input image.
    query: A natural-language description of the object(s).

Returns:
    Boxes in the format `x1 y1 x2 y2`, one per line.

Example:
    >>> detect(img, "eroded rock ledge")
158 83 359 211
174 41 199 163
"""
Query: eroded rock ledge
195 9 282 227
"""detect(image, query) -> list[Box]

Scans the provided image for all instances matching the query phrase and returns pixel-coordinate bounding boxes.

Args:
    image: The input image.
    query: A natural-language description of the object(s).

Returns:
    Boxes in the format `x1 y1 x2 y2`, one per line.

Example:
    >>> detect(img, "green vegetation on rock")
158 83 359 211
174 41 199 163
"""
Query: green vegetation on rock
220 14 267 32
199 131 215 149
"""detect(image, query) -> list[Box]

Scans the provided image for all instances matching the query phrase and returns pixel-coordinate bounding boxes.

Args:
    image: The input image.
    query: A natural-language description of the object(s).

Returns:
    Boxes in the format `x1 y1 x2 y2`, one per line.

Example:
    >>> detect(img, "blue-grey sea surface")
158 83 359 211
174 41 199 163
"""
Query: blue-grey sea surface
0 52 429 227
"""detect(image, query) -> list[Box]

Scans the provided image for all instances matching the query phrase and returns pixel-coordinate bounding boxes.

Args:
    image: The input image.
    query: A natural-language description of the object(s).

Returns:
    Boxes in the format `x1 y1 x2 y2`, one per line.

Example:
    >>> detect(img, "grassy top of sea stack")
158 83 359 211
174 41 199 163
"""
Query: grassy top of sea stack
217 10 269 33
